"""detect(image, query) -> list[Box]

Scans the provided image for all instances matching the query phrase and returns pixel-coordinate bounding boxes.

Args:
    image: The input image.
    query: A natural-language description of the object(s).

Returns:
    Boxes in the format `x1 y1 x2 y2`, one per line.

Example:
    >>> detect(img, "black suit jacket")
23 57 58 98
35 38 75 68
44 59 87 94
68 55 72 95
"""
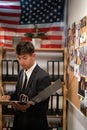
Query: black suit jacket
11 64 51 130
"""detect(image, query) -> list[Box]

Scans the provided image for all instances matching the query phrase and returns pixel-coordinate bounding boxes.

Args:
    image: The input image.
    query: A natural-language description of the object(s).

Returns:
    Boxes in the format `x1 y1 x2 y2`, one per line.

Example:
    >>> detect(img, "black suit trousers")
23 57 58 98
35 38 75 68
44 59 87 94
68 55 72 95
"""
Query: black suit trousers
12 112 49 130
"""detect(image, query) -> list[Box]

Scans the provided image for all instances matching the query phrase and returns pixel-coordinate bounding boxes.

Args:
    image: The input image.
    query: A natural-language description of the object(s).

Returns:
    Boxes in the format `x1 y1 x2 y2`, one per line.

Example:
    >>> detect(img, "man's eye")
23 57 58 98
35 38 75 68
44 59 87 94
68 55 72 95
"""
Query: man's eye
23 57 27 60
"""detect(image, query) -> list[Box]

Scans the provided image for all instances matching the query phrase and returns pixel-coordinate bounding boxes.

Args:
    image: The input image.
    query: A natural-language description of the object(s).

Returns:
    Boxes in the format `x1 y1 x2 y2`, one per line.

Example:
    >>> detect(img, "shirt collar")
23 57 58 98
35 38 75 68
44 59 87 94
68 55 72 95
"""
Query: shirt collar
24 62 36 79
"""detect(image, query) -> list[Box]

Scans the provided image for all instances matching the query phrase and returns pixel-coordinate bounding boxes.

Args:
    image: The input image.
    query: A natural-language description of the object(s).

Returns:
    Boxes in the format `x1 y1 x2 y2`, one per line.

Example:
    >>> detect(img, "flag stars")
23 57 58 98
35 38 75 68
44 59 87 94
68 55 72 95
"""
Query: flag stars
22 5 25 8
50 13 53 16
26 7 29 11
21 0 24 2
47 10 50 13
51 7 54 10
41 6 44 10
25 18 28 22
40 12 43 15
58 12 61 15
37 4 40 7
20 21 23 25
34 21 38 24
48 0 51 2
39 17 42 20
26 12 28 15
32 17 35 21
21 15 25 19
44 8 47 12
23 10 26 14
29 15 32 18
37 9 40 13
54 9 57 12
25 1 29 5
50 19 53 22
46 16 49 20
28 20 30 23
20 0 64 24
54 15 57 18
58 0 62 2
57 18 60 21
32 1 36 4
44 3 48 6
58 6 61 9
33 12 36 16
42 19 45 23
43 14 46 17
30 4 33 8
40 0 44 4
36 15 38 18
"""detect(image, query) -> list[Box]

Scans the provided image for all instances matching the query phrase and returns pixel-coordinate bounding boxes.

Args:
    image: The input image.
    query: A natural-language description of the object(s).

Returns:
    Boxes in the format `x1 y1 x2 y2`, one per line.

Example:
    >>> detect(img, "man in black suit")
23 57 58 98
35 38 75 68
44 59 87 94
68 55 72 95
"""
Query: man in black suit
2 41 51 130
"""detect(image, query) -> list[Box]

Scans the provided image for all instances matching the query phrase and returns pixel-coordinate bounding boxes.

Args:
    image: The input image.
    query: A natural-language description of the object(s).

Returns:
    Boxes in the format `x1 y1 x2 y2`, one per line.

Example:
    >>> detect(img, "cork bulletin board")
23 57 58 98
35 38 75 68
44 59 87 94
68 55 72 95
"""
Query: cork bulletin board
67 16 87 110
67 21 81 110
67 69 80 110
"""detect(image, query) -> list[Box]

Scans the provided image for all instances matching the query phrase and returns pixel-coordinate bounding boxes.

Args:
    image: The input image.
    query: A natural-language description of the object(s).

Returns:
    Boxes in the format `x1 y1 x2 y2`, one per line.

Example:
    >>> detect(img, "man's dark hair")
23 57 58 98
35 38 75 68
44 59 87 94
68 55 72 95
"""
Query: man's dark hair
16 41 35 55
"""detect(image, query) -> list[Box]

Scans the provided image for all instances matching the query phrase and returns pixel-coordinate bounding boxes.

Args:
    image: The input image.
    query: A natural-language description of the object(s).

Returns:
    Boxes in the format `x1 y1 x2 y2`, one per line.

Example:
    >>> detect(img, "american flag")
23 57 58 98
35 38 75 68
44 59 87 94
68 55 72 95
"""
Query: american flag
0 0 65 48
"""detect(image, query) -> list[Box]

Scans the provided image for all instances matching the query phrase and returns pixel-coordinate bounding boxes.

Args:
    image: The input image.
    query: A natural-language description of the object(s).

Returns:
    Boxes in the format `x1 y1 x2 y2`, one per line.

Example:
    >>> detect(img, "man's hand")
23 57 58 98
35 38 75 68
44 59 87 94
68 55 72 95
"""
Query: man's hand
1 95 11 100
11 102 31 112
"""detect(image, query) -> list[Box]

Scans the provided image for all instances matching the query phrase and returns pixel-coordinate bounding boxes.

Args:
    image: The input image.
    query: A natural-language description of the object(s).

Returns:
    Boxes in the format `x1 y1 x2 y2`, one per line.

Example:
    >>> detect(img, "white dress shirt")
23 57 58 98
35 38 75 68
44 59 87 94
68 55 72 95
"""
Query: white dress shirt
22 62 36 87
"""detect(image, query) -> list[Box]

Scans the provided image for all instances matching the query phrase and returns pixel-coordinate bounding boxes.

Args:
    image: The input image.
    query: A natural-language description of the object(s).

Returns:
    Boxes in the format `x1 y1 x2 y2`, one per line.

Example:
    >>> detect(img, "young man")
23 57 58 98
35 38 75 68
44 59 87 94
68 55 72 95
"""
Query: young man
2 41 51 130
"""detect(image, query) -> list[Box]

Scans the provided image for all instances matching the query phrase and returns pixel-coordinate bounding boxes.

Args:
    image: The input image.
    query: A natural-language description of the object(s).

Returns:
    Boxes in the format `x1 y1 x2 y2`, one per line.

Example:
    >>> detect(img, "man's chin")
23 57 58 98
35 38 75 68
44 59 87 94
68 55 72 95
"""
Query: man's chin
22 66 27 70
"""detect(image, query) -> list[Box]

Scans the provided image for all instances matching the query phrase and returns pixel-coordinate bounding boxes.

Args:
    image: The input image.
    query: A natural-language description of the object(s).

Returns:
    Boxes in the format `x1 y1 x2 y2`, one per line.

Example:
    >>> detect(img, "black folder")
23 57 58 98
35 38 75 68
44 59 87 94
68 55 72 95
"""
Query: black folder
0 79 63 106
29 79 63 105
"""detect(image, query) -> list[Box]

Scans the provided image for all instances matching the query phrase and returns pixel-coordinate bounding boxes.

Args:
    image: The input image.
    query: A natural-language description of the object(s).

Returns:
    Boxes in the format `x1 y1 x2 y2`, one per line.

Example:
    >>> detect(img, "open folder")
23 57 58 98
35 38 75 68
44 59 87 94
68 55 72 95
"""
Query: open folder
0 79 63 105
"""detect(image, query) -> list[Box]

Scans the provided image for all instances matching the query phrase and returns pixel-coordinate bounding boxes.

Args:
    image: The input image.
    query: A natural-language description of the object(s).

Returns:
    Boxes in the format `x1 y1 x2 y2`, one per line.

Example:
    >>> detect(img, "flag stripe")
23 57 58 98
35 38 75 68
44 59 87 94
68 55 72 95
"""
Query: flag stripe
0 34 64 41
0 8 21 13
0 12 20 17
0 26 64 33
0 5 21 9
41 44 63 48
0 0 19 1
0 16 20 21
0 22 64 29
0 19 19 25
0 29 64 36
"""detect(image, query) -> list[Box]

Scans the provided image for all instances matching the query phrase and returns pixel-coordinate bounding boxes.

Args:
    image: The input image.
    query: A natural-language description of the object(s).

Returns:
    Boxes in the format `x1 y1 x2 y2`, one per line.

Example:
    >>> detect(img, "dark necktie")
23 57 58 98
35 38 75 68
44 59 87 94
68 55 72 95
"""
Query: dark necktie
22 73 27 90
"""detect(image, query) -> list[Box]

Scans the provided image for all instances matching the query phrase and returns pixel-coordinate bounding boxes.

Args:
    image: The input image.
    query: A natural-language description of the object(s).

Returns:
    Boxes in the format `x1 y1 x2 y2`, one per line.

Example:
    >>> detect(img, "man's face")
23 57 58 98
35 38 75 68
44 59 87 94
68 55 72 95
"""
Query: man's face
17 53 35 70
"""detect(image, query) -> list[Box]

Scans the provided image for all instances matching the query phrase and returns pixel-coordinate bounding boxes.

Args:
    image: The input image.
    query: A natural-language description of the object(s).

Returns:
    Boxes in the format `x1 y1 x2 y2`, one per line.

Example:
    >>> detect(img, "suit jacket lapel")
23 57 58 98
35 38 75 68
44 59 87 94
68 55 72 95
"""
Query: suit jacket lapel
19 70 24 89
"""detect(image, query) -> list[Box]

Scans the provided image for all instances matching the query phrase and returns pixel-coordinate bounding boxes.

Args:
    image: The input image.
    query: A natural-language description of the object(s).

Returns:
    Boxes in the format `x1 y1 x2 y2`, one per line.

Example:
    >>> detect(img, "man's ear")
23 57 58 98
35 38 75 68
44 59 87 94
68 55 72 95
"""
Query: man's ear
31 53 36 59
